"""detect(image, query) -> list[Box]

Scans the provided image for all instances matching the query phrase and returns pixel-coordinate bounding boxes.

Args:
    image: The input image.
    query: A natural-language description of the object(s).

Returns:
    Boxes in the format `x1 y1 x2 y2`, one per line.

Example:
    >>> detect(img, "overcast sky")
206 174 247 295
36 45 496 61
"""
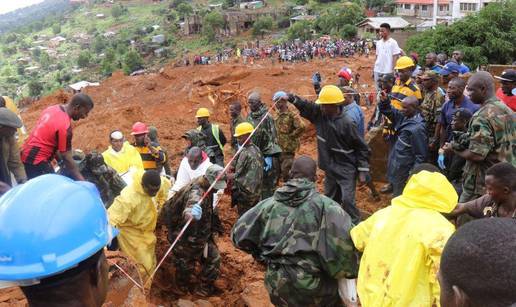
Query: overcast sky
0 0 45 15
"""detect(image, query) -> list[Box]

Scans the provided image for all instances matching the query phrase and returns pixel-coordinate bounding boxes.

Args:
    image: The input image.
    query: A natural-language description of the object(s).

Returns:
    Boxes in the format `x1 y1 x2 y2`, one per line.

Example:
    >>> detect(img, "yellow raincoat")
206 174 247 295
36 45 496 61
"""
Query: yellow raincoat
351 171 457 307
3 96 28 147
102 141 144 174
108 170 170 284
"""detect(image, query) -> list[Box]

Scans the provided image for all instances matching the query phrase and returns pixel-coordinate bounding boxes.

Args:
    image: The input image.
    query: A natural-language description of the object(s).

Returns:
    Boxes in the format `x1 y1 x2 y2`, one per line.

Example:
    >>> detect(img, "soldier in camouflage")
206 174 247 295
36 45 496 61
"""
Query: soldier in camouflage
246 91 282 199
229 101 245 153
229 122 264 216
161 165 227 296
232 156 358 307
443 72 515 202
182 129 208 154
420 71 445 164
274 97 305 182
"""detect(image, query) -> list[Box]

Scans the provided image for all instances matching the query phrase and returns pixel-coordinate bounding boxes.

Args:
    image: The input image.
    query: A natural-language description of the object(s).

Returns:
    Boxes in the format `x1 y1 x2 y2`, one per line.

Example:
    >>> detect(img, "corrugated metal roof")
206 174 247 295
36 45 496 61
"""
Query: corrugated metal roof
396 0 449 4
357 17 411 29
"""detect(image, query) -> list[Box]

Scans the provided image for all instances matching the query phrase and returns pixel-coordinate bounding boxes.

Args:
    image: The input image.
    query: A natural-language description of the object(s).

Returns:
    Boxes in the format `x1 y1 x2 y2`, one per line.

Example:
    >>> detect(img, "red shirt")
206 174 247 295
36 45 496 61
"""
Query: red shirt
21 105 72 165
496 88 516 111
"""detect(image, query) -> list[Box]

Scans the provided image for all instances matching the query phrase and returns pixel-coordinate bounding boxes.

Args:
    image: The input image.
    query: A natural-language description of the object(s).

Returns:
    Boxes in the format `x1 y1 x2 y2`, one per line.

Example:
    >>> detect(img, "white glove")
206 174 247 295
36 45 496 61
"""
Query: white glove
338 278 358 307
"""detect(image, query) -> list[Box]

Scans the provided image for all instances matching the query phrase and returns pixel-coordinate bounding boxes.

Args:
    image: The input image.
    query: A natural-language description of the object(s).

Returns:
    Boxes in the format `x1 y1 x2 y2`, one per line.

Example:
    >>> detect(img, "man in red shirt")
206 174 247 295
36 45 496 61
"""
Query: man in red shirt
21 93 94 180
495 69 516 111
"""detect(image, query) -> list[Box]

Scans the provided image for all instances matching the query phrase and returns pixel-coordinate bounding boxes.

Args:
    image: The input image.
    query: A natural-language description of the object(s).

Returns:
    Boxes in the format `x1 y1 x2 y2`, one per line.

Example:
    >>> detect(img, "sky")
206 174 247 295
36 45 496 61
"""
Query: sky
0 0 45 15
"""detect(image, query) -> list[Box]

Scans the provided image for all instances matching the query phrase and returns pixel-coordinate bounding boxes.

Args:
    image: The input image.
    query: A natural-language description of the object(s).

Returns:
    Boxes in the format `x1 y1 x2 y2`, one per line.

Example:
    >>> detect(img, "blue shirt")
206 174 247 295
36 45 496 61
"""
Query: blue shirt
430 65 442 74
439 96 479 140
343 102 365 137
459 63 470 74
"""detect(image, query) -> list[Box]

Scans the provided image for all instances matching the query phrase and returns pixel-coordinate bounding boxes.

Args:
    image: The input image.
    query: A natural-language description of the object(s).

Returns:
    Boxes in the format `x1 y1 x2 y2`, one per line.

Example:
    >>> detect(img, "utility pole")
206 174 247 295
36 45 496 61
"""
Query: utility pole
432 0 438 26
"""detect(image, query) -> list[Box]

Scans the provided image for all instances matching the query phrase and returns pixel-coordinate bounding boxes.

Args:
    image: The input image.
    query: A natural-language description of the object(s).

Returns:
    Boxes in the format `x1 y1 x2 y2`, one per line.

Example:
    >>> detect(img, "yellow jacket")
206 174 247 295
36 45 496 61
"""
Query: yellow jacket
108 170 170 282
102 141 144 174
3 96 28 148
351 171 457 307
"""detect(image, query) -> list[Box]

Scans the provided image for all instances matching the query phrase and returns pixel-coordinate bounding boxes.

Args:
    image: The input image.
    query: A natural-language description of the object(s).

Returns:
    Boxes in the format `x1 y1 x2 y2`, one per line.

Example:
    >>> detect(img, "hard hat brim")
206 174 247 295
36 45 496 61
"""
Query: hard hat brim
315 99 344 105
131 130 149 135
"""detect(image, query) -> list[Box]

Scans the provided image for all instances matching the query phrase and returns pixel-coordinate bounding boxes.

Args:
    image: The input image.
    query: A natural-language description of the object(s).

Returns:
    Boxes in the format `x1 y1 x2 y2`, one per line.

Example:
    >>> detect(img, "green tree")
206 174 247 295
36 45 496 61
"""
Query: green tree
123 50 143 75
177 2 193 20
32 48 41 58
287 21 313 41
202 11 225 42
252 16 274 38
223 0 235 8
406 1 515 69
39 52 51 69
5 33 17 44
314 3 364 35
77 51 92 68
111 4 125 19
52 23 61 35
339 24 357 39
92 36 106 54
28 81 43 97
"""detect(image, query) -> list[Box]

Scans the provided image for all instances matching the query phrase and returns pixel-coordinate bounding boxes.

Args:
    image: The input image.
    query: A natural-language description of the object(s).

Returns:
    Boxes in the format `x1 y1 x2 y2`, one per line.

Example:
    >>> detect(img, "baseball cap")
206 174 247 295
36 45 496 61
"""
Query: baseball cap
421 70 439 81
0 108 22 128
439 62 461 76
453 108 473 121
110 130 124 140
205 164 227 190
494 69 516 82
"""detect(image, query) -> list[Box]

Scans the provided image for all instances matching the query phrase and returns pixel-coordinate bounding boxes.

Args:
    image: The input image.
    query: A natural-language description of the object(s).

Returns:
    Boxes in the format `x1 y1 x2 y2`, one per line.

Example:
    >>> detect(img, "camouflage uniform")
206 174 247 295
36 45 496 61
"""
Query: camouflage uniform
232 143 264 215
162 176 220 286
460 97 515 202
230 115 245 153
247 105 282 199
420 88 445 142
232 178 358 307
274 110 305 182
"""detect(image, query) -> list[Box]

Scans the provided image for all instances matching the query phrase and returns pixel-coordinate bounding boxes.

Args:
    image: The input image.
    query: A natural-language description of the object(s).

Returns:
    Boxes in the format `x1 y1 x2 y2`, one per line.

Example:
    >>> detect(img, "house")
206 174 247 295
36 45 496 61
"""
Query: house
24 66 40 73
240 1 264 10
96 13 106 19
209 3 223 10
49 36 66 48
152 34 166 44
292 5 308 15
396 0 496 21
68 81 100 93
103 31 117 38
290 15 317 26
356 17 411 35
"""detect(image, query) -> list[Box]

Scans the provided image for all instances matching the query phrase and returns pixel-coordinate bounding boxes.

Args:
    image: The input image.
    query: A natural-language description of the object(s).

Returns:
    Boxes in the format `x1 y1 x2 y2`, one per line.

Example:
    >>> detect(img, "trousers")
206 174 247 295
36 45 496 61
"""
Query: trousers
324 172 360 225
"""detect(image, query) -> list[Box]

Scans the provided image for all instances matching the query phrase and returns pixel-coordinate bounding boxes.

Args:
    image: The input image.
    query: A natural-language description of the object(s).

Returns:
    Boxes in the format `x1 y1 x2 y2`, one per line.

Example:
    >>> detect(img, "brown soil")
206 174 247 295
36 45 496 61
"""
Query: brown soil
1 55 391 306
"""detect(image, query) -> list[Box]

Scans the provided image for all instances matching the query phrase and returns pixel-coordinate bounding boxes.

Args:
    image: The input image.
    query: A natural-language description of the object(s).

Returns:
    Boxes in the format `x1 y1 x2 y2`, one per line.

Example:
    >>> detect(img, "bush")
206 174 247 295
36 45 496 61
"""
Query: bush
177 2 193 19
28 81 43 97
406 1 516 69
339 24 357 39
52 24 61 35
202 11 225 42
123 50 143 75
252 16 274 38
92 36 106 54
111 4 126 19
314 3 365 35
287 21 313 41
77 51 92 68
277 16 291 29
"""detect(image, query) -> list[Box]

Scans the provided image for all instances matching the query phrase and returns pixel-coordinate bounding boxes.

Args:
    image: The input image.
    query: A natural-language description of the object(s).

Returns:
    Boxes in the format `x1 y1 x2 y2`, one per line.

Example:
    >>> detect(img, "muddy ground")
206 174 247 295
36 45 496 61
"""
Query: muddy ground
0 55 391 307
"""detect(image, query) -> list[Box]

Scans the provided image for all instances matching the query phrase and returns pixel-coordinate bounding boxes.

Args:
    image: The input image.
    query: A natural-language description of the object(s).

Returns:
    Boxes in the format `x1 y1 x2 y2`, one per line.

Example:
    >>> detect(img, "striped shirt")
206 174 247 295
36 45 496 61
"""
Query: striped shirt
390 79 423 109
133 143 165 170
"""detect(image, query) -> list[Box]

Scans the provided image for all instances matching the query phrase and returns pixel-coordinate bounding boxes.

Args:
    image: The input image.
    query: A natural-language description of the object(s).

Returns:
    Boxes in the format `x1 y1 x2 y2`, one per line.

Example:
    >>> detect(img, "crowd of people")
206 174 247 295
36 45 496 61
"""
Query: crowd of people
0 21 515 307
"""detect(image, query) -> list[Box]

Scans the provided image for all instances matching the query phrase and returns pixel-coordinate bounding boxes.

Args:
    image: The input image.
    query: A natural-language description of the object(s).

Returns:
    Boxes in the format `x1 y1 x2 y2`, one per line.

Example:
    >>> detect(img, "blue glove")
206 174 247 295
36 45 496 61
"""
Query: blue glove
191 203 202 220
273 91 287 102
264 156 273 172
311 72 321 86
437 154 446 170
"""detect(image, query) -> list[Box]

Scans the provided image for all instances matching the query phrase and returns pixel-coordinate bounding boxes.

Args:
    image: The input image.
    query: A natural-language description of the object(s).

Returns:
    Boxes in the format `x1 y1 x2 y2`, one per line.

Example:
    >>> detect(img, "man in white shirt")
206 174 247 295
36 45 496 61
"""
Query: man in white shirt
374 23 402 91
171 146 213 194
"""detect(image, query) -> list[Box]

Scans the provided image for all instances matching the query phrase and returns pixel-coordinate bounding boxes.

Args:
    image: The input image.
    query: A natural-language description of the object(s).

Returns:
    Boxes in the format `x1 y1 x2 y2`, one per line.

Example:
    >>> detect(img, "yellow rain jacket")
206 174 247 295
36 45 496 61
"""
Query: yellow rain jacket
108 170 170 283
3 96 28 148
102 141 144 174
351 171 457 307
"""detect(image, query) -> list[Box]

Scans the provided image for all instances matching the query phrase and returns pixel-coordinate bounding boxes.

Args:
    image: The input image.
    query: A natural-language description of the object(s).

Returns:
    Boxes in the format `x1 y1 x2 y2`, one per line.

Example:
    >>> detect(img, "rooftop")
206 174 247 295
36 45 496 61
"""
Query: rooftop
356 17 411 29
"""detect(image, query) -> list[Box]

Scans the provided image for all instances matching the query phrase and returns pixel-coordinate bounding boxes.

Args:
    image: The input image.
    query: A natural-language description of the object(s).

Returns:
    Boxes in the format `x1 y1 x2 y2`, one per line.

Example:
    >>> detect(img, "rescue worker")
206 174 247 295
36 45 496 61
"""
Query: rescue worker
232 156 358 307
246 91 282 199
0 174 117 307
0 108 27 186
273 92 304 182
21 93 93 180
148 126 172 176
439 218 516 307
171 146 213 195
390 55 423 108
439 62 462 83
196 108 227 166
442 72 515 202
229 101 245 153
182 129 208 154
379 93 428 196
494 69 516 111
131 122 166 172
102 130 144 175
351 165 457 306
420 70 445 164
1 96 28 147
424 52 441 73
229 122 263 215
108 169 171 285
279 86 370 224
162 165 227 296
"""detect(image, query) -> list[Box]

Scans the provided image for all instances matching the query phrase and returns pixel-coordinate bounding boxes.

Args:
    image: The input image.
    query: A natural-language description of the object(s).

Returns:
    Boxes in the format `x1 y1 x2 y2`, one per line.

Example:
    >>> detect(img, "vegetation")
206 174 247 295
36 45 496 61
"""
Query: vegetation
202 11 225 42
252 16 274 38
287 21 313 41
406 0 516 69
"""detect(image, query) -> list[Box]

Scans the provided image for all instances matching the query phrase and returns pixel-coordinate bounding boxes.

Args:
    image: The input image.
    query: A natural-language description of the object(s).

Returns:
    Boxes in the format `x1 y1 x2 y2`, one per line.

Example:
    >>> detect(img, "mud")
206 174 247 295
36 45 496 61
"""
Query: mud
0 55 391 306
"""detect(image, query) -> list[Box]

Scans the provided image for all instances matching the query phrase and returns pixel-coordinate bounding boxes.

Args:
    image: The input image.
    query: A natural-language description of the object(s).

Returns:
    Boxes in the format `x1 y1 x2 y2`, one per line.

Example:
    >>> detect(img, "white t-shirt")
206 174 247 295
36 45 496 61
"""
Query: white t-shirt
374 38 401 74
172 157 213 193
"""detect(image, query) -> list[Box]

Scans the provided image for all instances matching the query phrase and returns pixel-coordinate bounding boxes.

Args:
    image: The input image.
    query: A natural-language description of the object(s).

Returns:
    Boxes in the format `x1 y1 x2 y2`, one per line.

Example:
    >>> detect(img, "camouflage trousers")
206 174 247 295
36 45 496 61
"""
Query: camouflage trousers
173 239 220 285
279 152 295 183
264 263 343 307
232 190 261 216
262 156 280 199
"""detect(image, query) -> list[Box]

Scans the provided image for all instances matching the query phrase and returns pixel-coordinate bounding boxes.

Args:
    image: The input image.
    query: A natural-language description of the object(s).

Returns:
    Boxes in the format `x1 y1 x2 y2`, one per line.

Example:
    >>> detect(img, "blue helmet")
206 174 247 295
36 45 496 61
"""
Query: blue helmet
0 174 118 282
272 91 288 102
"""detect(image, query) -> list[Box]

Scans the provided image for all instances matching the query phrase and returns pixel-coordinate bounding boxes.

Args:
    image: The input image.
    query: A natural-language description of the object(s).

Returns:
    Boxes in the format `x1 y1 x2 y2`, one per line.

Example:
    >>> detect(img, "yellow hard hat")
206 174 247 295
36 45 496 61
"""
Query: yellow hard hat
315 85 344 105
234 122 254 137
195 108 210 118
394 56 415 70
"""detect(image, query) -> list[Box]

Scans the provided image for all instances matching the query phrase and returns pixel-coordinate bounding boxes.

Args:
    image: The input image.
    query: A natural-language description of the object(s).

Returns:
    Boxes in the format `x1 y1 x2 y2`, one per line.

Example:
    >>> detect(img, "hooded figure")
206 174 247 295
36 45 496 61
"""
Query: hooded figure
351 170 457 307
108 170 171 284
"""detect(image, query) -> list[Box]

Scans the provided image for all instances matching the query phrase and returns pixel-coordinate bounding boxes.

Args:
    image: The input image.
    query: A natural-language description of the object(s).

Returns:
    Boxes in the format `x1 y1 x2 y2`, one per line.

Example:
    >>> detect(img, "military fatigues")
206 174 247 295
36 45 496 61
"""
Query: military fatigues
162 177 220 287
275 111 305 182
247 105 282 199
199 123 227 166
460 98 515 202
230 115 245 153
447 131 469 194
232 143 264 216
232 178 358 307
420 89 445 164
